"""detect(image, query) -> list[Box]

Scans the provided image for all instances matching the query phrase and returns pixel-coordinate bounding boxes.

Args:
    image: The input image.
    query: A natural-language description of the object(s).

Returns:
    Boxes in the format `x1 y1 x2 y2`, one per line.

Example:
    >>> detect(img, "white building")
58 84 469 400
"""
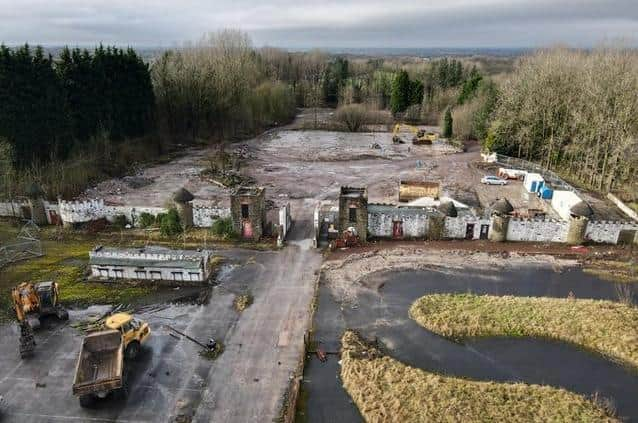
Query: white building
551 190 583 221
523 173 544 193
89 246 214 283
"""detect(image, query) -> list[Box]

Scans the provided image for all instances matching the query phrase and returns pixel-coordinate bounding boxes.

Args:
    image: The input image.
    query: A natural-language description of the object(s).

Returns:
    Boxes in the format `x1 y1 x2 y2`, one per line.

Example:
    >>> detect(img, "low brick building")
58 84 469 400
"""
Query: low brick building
230 186 266 241
89 246 214 283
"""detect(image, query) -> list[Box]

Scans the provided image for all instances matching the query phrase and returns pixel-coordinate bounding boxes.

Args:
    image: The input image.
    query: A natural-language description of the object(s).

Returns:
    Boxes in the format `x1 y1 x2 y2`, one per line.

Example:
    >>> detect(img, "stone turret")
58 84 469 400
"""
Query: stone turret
230 187 266 241
566 201 592 245
488 198 513 242
339 187 368 242
173 188 194 228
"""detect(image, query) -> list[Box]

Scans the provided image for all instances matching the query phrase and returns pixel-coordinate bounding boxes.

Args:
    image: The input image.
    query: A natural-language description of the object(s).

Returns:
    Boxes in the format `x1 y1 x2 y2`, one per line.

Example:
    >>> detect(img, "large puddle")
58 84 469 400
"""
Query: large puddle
301 266 638 422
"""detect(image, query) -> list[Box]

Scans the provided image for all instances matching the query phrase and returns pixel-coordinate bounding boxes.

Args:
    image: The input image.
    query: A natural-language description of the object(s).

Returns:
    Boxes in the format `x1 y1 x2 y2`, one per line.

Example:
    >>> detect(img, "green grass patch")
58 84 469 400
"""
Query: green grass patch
233 293 253 312
340 330 617 422
409 294 638 369
0 232 154 321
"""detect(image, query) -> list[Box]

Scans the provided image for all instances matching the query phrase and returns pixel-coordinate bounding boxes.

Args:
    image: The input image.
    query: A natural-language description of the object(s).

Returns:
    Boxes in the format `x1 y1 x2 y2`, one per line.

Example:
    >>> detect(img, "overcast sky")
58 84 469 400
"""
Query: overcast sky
0 0 636 48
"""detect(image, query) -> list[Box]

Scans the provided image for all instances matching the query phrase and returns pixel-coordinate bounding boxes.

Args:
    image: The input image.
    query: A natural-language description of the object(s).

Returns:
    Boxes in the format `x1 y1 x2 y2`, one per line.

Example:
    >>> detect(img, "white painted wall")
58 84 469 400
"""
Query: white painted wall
0 201 28 217
90 264 205 282
193 206 231 228
585 221 638 244
551 190 582 221
506 219 568 242
368 204 431 238
523 172 544 192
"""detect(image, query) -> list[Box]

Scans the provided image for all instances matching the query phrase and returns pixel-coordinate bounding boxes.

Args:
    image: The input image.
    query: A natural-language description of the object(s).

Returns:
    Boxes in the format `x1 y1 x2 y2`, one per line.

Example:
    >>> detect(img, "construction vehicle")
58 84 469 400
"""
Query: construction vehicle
329 227 360 250
392 123 438 145
72 313 150 407
12 281 69 358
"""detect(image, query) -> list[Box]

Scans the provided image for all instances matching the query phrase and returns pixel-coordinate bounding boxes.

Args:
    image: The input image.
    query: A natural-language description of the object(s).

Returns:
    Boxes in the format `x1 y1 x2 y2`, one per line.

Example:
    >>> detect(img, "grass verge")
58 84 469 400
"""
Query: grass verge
340 330 617 422
409 294 638 369
583 259 638 283
0 232 155 321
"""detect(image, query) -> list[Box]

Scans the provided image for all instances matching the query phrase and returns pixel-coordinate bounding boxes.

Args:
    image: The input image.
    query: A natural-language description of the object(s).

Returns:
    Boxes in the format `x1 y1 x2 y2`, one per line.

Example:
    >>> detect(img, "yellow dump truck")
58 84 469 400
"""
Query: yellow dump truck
72 313 150 407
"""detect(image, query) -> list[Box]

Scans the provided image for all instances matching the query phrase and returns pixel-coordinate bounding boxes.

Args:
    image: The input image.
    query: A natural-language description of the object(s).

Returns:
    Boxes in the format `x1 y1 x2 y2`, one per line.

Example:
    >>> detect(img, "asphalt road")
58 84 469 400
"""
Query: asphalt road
0 214 321 422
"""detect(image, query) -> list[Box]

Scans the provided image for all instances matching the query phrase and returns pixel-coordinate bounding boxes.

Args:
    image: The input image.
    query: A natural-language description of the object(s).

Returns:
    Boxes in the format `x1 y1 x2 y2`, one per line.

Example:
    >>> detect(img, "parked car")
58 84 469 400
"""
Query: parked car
481 175 508 185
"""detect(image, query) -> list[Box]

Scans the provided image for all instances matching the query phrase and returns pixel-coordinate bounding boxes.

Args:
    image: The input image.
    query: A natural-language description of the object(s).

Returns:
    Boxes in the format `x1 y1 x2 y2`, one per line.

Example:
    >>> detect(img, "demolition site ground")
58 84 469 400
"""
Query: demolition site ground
0 113 635 422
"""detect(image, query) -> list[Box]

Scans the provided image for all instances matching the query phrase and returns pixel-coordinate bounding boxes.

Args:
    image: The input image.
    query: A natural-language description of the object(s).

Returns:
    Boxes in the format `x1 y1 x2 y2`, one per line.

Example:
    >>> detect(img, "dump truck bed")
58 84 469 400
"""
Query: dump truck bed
72 330 124 396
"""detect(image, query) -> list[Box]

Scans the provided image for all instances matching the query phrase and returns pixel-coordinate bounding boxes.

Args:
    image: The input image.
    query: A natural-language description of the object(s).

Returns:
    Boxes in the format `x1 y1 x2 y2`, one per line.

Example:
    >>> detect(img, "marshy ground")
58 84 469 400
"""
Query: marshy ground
298 248 638 422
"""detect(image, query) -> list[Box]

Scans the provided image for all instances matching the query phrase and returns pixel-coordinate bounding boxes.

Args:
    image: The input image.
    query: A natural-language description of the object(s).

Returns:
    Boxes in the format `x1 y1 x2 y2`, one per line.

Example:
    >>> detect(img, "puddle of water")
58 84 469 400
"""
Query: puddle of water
306 266 638 422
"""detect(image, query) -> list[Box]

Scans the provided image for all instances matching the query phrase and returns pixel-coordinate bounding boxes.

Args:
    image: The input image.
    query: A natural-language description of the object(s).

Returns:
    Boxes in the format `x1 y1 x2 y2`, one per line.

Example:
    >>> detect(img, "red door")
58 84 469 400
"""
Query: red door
48 210 61 225
242 221 253 239
392 221 404 239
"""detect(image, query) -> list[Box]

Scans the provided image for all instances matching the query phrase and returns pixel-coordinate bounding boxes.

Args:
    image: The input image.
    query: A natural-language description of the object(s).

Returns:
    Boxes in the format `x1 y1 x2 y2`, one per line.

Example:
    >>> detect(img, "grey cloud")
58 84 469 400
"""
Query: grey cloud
0 0 636 47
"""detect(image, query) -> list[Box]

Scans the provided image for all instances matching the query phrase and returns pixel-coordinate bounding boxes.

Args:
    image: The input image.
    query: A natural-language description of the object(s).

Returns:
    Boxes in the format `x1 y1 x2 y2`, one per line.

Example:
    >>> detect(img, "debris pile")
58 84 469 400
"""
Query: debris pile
122 175 154 189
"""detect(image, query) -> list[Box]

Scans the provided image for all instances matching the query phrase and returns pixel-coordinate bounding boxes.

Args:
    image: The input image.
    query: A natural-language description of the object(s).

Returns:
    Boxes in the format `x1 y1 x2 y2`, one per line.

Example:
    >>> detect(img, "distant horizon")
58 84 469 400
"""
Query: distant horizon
0 43 621 59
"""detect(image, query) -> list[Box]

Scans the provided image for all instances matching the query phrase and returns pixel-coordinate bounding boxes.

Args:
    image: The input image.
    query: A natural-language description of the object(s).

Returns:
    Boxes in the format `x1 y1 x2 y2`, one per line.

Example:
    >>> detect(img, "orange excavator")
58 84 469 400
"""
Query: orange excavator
12 281 69 358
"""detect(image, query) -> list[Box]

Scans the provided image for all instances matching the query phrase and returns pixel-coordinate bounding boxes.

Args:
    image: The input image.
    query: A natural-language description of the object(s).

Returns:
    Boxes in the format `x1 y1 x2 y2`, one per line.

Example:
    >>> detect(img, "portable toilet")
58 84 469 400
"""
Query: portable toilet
535 180 544 193
524 173 544 193
538 185 553 200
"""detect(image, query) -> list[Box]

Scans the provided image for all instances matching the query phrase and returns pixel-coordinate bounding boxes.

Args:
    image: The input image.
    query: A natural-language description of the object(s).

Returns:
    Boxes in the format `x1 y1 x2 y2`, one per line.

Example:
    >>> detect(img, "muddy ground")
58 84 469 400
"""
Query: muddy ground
299 248 638 422
79 111 626 220
80 116 473 208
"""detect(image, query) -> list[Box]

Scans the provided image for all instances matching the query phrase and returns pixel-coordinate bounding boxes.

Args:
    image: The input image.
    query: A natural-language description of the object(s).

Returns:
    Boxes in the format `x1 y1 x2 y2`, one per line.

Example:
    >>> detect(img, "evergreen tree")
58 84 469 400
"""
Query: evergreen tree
458 73 483 105
437 58 450 88
409 79 424 106
473 80 498 141
0 43 154 169
390 70 411 114
323 57 349 106
451 60 463 86
443 107 453 138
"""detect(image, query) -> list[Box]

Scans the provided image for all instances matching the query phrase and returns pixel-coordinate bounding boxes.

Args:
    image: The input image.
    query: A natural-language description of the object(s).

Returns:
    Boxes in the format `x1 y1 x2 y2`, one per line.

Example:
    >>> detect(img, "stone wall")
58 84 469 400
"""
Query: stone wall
193 205 231 228
585 220 638 244
443 216 488 239
59 199 107 224
368 204 432 238
57 199 230 228
506 218 568 243
0 200 29 218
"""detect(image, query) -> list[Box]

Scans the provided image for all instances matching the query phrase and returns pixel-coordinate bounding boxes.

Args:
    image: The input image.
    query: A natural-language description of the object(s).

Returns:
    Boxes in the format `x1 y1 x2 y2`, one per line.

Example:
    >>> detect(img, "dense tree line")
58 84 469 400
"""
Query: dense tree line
0 44 154 169
485 48 638 192
152 31 297 141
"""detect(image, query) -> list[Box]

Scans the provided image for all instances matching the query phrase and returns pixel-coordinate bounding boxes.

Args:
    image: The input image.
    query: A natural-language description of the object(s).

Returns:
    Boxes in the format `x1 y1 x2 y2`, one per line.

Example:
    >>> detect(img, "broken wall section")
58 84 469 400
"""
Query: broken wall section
57 199 230 228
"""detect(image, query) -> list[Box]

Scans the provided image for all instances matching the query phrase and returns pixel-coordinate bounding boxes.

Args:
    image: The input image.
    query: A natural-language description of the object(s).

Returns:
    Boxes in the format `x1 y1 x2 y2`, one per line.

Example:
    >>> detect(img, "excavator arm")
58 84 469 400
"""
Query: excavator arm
12 285 37 358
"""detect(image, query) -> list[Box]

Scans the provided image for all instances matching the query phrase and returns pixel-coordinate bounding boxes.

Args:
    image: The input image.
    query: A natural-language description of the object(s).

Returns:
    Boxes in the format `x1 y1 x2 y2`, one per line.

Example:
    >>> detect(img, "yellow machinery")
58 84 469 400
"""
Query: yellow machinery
104 313 151 359
12 281 68 357
392 123 438 145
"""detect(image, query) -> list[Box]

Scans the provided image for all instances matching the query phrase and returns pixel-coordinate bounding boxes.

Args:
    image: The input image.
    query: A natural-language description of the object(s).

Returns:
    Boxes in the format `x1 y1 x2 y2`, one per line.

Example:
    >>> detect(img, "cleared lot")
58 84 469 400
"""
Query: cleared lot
0 228 320 422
